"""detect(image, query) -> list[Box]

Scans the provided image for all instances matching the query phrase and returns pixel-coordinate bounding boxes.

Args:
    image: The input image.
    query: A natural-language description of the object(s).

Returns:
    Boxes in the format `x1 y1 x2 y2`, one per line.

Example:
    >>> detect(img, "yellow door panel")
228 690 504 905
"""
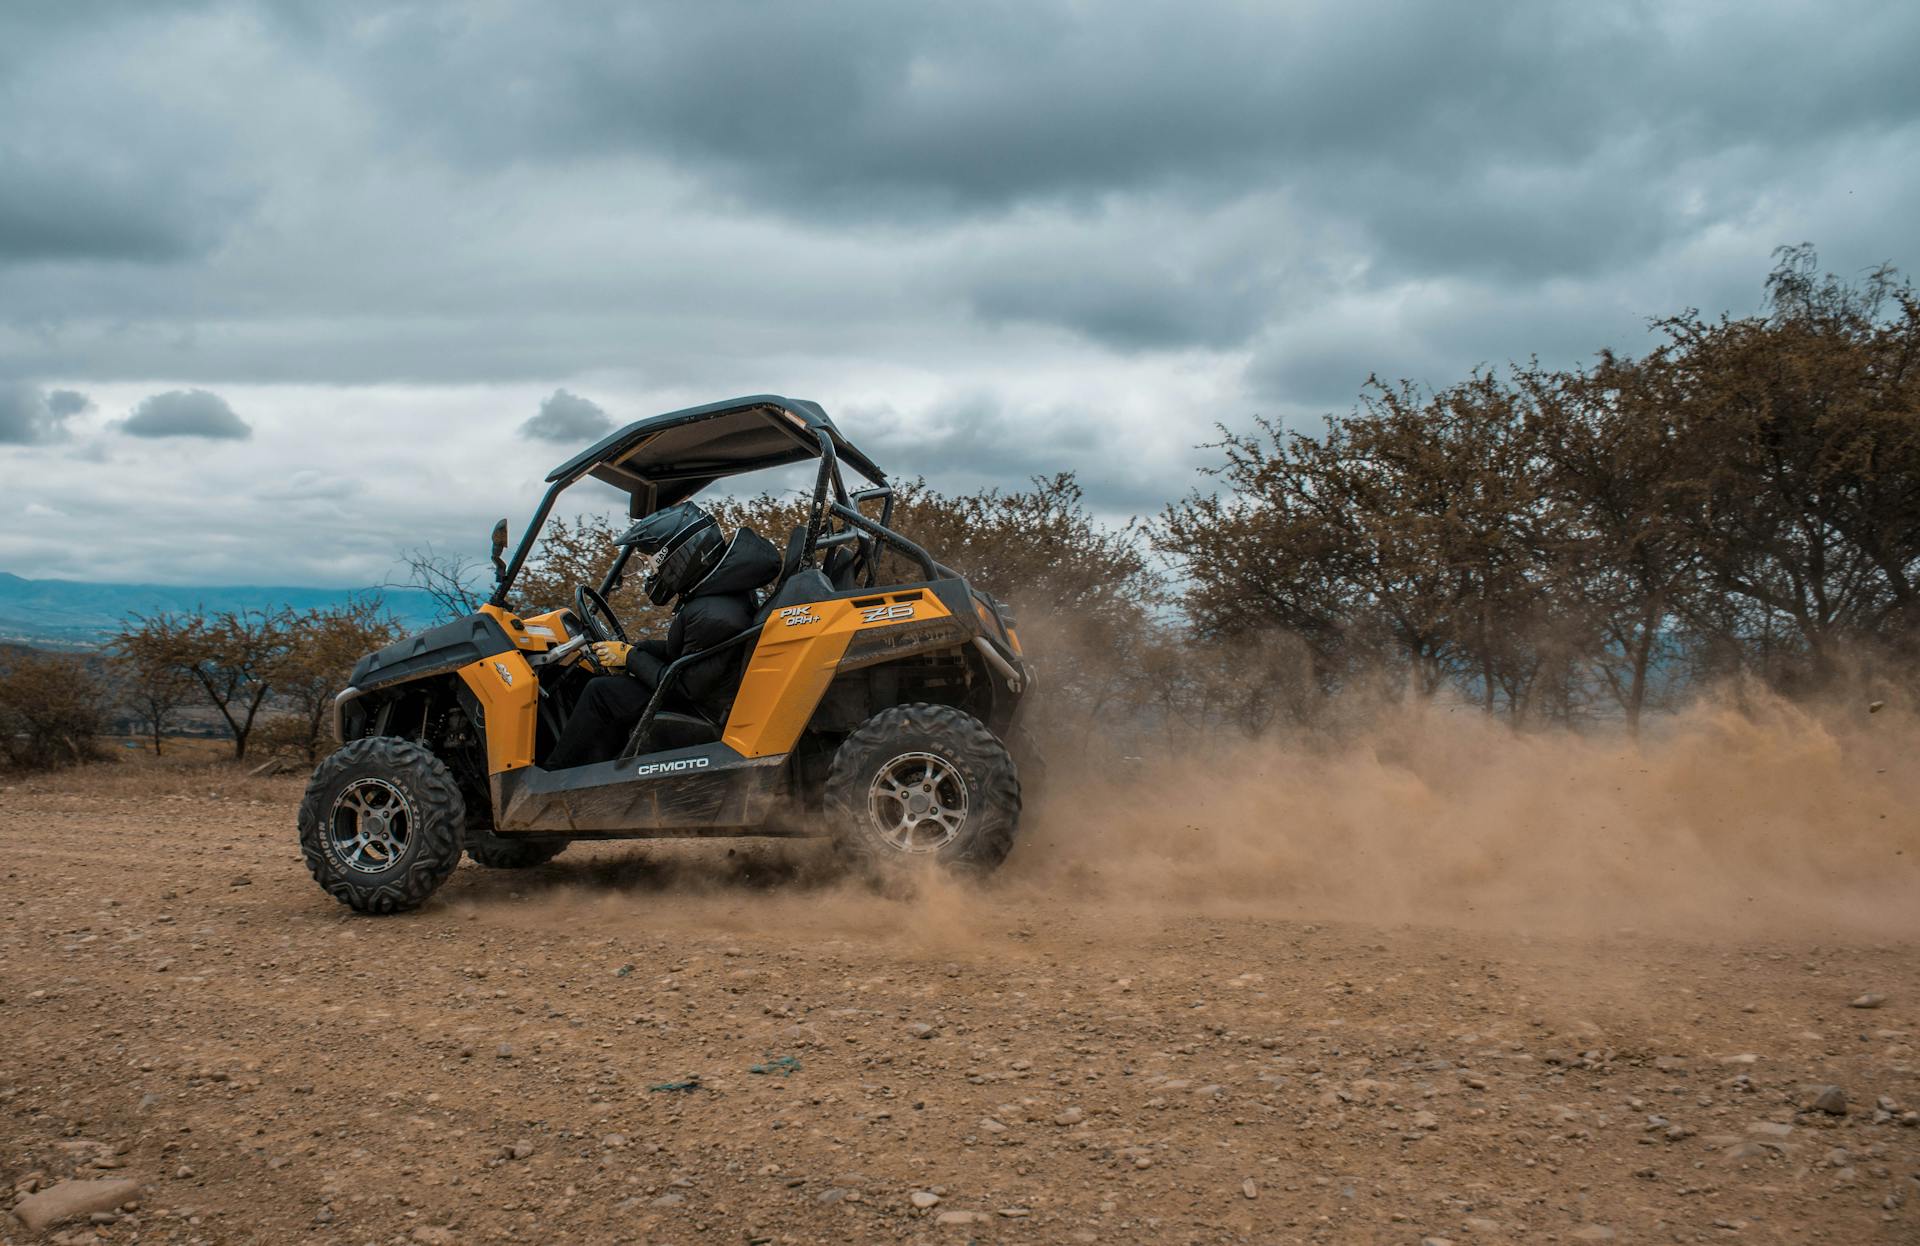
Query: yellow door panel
457 650 539 773
723 591 951 759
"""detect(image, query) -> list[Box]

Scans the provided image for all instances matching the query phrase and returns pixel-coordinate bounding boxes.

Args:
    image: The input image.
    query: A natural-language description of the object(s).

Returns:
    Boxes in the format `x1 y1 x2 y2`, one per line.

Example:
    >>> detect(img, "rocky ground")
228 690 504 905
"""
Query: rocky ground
3 760 1918 1245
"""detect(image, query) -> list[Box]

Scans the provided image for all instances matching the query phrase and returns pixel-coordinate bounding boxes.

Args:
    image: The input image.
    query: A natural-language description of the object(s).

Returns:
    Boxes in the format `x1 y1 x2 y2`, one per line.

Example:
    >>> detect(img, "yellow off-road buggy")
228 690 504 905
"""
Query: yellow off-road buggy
298 396 1036 913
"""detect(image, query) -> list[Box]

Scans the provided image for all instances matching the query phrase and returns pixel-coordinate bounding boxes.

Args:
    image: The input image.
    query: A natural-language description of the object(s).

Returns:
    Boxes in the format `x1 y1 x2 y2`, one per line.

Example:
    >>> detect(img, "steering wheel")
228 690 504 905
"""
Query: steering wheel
572 585 627 672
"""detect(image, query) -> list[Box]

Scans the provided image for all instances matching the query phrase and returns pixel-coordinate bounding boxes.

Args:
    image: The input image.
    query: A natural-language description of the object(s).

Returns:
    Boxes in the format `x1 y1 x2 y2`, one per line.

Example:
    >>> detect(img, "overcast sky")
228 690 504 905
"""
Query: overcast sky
3 1 1917 586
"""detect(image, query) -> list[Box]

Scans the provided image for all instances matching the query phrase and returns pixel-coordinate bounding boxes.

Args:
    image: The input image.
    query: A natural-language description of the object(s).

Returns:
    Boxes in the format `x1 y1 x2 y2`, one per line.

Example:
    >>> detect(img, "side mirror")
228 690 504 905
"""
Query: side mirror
491 518 510 585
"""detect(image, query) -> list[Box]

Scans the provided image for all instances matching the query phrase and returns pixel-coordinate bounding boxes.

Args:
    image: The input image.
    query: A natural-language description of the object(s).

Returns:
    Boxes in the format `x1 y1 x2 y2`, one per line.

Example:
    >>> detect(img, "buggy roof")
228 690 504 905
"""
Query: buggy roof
545 394 887 510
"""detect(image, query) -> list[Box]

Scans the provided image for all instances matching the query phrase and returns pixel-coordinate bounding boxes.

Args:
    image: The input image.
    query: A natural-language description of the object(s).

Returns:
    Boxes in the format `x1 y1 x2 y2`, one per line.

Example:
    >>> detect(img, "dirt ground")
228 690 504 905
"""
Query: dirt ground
4 705 1920 1245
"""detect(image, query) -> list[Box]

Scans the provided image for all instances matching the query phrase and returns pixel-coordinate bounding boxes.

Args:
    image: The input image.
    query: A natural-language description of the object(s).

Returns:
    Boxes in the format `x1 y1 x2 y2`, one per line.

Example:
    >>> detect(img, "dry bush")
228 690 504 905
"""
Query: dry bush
271 599 405 763
0 649 113 772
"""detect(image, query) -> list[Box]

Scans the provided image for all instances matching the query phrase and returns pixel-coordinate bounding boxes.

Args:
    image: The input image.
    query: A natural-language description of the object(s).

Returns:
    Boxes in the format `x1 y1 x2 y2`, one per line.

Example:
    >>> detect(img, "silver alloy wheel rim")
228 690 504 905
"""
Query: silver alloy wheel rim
329 777 414 874
867 751 969 853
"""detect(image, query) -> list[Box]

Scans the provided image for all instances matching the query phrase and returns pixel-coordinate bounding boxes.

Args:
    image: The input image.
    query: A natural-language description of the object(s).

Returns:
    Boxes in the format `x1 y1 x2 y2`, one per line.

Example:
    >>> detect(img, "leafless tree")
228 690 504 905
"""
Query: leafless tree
109 613 202 754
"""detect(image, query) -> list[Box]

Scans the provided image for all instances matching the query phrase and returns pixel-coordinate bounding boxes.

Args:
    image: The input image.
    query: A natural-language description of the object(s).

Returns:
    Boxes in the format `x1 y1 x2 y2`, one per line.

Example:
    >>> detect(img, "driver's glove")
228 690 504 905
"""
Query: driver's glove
588 641 632 672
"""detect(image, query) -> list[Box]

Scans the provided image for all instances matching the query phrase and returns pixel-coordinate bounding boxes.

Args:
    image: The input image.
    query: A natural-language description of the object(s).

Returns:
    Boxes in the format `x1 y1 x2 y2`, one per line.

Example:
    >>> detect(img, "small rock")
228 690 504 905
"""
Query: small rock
1053 1108 1084 1127
601 1133 627 1149
977 1116 1007 1134
1749 1121 1795 1138
1241 1178 1257 1199
651 1192 685 1208
411 1229 457 1246
816 1188 850 1205
496 1043 514 1059
1809 1085 1848 1115
14 1179 142 1233
910 1191 941 1209
998 1207 1031 1218
907 1022 938 1039
506 1142 533 1160
1421 1238 1457 1246
936 1210 985 1226
1412 1110 1439 1130
229 875 251 887
1849 993 1887 1009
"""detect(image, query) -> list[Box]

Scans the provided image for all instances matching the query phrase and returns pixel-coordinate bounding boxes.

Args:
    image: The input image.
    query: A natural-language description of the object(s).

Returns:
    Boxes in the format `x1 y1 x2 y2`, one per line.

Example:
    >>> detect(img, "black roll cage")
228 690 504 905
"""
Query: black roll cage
483 398 994 761
490 400 916 610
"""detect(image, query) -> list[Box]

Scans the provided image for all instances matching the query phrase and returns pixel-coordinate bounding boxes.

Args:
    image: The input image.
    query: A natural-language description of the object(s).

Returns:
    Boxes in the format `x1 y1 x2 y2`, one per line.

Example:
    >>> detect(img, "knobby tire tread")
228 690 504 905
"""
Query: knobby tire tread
297 736 466 914
824 703 1022 875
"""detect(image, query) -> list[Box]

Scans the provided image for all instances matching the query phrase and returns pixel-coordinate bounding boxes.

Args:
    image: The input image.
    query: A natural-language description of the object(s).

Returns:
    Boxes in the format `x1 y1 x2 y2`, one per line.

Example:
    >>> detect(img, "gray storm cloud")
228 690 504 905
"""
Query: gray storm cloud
121 389 252 440
0 383 87 444
519 389 615 442
0 1 1915 583
46 389 90 419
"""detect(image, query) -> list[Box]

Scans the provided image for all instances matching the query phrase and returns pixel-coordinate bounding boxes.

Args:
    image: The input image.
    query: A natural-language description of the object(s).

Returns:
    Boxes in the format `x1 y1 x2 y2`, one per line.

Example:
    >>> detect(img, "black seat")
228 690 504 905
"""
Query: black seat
777 521 866 591
755 567 834 623
823 544 861 589
757 525 836 623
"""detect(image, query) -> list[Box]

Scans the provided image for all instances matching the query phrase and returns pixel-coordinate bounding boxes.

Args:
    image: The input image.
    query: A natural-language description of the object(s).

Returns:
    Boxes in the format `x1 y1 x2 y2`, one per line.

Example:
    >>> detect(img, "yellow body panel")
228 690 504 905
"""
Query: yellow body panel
723 591 952 758
480 602 574 654
458 592 954 772
457 649 539 773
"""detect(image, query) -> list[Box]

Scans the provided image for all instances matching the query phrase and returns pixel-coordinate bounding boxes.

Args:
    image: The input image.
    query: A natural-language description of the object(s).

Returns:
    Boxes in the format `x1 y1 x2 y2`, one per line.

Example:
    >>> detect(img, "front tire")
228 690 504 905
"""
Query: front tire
825 704 1021 874
297 737 466 914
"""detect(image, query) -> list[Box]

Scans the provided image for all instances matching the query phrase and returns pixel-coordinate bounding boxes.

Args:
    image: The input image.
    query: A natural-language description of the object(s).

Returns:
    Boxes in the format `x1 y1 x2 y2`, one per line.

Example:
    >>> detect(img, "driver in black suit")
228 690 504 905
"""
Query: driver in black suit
545 503 779 769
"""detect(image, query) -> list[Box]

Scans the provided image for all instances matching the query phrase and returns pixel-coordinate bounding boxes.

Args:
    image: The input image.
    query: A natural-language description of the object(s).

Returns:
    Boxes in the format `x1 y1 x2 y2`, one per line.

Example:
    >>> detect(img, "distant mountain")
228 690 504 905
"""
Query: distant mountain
0 571 448 648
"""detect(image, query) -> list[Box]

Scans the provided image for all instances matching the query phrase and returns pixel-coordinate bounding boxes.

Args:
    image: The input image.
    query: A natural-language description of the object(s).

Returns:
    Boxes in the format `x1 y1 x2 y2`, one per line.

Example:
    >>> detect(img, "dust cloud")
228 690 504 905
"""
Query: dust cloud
1011 689 1920 939
446 687 1919 948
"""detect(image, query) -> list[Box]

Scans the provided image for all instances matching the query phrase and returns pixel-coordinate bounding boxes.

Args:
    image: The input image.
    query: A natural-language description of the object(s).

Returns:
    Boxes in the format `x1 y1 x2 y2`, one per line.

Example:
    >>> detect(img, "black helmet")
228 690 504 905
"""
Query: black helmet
616 502 724 606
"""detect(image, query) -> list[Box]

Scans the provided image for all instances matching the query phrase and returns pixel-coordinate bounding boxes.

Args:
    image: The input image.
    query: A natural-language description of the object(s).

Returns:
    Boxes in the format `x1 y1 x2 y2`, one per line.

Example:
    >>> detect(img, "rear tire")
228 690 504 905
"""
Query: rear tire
825 703 1021 874
297 736 466 914
465 823 569 870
